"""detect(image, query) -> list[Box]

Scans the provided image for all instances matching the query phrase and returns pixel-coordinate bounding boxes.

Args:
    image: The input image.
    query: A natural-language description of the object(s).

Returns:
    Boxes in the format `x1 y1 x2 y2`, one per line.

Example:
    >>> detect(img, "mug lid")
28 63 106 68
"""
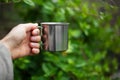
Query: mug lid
41 22 69 25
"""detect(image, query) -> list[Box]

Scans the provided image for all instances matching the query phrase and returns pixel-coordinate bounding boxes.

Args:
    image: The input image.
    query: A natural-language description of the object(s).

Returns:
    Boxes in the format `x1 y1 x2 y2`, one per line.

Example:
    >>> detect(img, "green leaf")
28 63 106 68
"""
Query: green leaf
23 0 35 7
5 0 8 2
32 0 43 5
12 0 21 3
42 63 57 77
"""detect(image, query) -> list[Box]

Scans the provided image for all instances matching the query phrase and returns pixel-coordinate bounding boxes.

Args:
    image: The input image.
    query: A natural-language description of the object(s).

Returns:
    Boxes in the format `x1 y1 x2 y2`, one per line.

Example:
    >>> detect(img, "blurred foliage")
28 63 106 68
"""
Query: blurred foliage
0 0 20 3
2 0 120 80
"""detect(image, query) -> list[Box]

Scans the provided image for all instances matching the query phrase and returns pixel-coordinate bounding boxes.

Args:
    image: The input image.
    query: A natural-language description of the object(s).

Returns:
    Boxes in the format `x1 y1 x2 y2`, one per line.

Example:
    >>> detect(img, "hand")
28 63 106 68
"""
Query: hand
0 23 41 59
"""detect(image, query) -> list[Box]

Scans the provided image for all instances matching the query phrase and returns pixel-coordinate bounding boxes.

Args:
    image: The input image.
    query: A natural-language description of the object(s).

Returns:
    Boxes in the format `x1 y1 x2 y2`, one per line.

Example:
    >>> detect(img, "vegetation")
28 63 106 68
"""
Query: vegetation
1 0 120 80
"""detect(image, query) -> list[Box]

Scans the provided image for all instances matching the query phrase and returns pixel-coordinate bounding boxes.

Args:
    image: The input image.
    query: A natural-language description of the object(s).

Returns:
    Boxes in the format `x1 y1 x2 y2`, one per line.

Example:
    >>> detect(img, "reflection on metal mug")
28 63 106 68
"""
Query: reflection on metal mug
39 22 69 51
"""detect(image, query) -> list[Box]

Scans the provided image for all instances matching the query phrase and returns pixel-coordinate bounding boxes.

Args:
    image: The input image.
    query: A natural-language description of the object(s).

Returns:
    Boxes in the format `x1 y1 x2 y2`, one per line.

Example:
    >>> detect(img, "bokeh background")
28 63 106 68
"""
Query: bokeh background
0 0 120 80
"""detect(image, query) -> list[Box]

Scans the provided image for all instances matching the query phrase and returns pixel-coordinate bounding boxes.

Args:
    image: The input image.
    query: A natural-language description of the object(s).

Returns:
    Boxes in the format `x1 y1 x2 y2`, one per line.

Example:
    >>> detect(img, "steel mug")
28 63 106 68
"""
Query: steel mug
39 22 69 51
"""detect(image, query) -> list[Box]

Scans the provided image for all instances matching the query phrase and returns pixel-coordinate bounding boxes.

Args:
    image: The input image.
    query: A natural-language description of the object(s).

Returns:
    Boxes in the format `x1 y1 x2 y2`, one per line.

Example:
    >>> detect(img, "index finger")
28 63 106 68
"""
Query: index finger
25 23 38 32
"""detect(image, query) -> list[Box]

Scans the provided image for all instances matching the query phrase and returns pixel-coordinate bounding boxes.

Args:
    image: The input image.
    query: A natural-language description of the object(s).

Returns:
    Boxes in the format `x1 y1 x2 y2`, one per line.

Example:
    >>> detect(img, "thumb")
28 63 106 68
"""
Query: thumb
25 23 38 32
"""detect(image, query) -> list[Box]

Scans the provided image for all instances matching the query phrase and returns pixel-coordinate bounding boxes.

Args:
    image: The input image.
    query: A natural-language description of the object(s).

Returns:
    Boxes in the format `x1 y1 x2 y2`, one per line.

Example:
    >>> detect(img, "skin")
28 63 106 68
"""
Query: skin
0 23 41 59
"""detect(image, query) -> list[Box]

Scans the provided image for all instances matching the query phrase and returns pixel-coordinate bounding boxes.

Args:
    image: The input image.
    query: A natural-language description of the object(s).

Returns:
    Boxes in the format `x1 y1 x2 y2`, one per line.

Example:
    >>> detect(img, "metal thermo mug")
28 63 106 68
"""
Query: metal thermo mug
40 22 69 51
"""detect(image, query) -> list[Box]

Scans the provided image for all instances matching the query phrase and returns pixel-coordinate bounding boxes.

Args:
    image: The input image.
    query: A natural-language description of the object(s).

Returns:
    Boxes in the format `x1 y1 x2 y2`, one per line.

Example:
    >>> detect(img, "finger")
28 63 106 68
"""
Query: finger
42 35 47 42
43 42 48 50
43 26 48 34
32 48 40 54
30 36 41 42
32 29 40 36
30 42 40 48
25 23 38 32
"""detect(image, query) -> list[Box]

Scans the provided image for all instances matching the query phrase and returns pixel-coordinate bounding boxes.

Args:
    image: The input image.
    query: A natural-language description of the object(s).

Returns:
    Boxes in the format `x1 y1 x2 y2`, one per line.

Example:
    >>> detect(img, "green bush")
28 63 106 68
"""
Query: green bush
5 0 120 80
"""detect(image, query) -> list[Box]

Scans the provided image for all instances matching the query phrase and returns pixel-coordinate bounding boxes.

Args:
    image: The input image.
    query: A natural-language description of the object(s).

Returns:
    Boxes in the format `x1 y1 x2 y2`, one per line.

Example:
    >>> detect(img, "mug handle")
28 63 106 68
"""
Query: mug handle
38 26 43 49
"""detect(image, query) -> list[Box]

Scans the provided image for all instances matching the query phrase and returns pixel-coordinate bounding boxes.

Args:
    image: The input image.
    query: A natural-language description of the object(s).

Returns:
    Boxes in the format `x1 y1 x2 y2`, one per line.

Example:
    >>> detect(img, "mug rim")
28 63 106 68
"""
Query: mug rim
41 22 69 25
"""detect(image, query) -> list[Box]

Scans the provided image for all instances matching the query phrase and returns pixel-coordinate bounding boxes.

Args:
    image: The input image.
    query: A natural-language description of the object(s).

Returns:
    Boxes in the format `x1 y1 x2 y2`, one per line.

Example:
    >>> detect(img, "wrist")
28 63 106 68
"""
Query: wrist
0 38 13 58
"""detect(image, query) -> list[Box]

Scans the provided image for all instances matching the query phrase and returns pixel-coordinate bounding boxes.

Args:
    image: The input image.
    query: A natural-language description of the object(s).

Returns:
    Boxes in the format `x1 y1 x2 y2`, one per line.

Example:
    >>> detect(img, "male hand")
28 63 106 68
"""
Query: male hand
1 23 41 59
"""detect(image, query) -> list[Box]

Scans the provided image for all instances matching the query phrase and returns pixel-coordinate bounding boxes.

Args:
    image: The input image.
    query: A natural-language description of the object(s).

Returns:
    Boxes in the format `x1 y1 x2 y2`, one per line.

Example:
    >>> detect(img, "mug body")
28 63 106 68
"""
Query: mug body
41 22 69 51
